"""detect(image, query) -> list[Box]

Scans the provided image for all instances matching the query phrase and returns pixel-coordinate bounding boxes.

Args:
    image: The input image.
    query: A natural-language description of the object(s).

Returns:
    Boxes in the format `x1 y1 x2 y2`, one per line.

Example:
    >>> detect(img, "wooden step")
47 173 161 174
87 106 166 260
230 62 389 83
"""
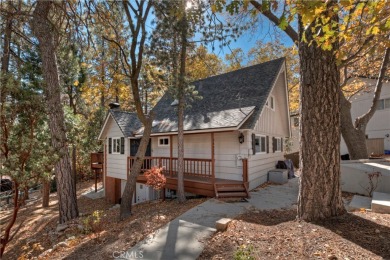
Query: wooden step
217 192 248 198
216 185 246 192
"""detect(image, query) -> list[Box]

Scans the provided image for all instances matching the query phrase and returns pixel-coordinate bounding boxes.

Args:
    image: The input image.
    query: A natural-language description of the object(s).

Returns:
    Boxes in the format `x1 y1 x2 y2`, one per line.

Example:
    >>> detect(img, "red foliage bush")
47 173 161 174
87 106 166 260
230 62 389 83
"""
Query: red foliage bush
144 167 166 190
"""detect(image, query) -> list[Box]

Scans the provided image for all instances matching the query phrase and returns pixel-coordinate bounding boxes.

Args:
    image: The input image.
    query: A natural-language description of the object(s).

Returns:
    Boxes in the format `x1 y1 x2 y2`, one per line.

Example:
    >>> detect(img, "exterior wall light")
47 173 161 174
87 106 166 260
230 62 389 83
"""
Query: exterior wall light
239 133 245 144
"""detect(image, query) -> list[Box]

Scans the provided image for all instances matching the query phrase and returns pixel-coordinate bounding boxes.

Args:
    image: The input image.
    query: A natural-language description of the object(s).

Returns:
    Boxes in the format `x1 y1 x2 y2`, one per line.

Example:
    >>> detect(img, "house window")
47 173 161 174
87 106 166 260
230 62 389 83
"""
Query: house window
158 137 169 147
276 137 282 152
255 135 266 154
112 137 121 154
377 98 390 110
266 96 275 110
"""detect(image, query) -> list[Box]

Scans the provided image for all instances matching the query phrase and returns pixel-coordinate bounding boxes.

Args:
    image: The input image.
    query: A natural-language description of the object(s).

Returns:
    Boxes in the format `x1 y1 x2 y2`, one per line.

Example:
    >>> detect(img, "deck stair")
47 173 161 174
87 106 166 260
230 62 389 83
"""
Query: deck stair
214 183 249 198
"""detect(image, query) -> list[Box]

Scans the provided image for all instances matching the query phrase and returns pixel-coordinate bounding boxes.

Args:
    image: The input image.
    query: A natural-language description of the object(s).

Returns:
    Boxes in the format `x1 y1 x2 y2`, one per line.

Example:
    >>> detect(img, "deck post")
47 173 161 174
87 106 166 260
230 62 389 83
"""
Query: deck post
170 135 173 177
211 132 215 182
104 145 107 188
242 159 248 183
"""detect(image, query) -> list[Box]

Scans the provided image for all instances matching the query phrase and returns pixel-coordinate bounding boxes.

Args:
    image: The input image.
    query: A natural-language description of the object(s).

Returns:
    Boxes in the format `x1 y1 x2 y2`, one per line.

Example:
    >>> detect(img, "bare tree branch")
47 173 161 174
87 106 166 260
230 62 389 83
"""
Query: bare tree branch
355 46 390 129
249 0 298 43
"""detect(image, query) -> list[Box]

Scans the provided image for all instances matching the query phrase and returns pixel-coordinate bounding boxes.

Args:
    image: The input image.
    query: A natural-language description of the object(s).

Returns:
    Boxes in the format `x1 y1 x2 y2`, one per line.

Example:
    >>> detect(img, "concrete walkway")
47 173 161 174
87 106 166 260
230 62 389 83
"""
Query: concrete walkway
81 187 105 200
124 178 299 260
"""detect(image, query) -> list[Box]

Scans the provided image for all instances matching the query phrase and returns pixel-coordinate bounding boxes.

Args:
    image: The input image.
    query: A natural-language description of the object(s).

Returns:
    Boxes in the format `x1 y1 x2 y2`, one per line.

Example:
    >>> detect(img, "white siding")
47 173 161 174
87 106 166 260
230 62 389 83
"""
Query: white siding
149 71 291 190
151 132 245 181
106 117 128 180
248 70 290 190
341 78 390 154
215 132 246 180
254 71 290 137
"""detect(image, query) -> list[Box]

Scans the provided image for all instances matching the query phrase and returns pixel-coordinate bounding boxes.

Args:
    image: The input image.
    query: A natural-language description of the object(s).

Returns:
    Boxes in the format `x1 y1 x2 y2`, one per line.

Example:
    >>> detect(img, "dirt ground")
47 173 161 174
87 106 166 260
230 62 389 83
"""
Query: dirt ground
199 208 390 260
1 180 206 260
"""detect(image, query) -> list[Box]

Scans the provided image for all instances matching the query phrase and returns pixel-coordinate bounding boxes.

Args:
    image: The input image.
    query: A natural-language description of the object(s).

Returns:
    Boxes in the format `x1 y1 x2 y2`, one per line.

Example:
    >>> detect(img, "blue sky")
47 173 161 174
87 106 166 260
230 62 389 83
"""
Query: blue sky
209 21 295 64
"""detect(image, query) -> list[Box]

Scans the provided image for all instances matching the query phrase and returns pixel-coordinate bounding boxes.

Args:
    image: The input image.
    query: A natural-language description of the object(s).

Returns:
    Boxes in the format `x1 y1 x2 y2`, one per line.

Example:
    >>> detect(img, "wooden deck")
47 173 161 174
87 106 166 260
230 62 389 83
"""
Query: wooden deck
91 152 104 192
131 156 249 198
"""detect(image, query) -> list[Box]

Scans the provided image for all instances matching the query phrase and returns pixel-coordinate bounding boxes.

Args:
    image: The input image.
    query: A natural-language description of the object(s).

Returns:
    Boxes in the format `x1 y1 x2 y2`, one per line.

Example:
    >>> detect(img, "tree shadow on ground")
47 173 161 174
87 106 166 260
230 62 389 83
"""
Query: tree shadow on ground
238 209 297 226
314 212 390 259
236 209 390 258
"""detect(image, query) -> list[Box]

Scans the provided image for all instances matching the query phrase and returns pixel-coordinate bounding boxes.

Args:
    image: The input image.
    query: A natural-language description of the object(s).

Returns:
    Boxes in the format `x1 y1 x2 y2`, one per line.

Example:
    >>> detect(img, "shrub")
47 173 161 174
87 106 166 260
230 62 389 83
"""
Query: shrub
234 244 255 260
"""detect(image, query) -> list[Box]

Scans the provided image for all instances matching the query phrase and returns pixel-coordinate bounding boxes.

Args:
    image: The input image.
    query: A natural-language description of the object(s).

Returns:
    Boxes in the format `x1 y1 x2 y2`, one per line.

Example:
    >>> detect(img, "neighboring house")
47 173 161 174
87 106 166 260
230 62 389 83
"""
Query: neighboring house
340 77 390 155
97 58 291 204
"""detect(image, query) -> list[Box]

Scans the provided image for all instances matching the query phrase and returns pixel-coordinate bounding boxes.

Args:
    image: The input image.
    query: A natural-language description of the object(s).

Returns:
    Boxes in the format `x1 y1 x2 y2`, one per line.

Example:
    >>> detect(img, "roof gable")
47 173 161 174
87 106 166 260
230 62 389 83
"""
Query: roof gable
97 57 286 138
98 110 143 139
151 57 285 133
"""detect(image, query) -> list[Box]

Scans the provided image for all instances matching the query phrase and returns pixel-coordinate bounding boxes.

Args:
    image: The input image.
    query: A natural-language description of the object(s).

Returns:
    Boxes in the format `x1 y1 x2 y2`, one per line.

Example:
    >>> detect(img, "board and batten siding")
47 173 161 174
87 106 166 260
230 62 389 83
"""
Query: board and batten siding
248 70 291 190
105 117 128 180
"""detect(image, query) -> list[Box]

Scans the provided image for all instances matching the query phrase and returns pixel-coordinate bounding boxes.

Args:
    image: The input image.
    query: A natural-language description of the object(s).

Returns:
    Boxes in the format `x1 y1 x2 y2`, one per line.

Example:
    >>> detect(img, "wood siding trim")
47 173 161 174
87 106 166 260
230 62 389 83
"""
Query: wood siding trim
211 132 215 182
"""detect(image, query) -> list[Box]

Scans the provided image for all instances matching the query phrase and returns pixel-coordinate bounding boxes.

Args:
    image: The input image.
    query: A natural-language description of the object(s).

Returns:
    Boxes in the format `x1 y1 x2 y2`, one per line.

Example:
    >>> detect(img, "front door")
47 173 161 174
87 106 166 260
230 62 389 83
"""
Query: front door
136 183 148 204
130 139 152 170
130 139 151 156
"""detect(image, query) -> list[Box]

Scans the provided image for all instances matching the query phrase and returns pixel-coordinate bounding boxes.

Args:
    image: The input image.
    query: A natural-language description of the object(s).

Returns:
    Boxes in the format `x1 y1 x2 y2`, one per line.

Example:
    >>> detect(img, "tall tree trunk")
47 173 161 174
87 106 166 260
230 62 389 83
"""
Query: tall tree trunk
0 182 19 258
120 118 153 220
72 145 77 191
340 47 390 159
297 16 345 221
0 3 13 162
31 1 78 224
340 93 368 159
176 0 187 203
119 0 153 220
42 179 50 207
23 186 29 201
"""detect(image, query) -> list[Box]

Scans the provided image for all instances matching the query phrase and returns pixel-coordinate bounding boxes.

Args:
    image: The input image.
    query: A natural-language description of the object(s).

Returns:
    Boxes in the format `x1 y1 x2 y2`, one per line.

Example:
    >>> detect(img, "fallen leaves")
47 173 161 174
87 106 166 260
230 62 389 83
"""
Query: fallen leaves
199 209 390 260
3 180 206 260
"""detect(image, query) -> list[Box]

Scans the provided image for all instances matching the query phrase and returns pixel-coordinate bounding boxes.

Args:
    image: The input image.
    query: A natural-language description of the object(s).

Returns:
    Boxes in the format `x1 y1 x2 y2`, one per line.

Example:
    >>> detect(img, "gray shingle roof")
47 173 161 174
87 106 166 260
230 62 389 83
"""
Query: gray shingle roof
150 57 285 133
108 57 285 135
109 110 143 137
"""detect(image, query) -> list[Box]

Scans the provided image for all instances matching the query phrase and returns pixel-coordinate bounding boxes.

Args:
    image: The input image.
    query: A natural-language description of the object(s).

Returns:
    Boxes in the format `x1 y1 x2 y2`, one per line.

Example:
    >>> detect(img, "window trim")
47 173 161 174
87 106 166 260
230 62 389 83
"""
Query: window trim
111 137 121 154
275 137 282 152
266 95 275 111
270 95 275 110
158 137 170 147
377 97 390 110
255 135 267 154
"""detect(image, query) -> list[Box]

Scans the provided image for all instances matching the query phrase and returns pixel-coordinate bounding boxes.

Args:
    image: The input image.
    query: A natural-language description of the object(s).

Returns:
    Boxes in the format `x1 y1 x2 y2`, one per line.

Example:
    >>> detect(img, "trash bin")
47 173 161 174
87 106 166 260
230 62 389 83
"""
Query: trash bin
268 170 288 184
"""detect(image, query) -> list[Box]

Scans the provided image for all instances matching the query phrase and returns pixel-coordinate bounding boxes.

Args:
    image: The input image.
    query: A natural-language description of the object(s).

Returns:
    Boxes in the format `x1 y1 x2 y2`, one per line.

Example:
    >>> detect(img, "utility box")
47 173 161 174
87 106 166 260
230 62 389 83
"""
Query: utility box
268 170 288 184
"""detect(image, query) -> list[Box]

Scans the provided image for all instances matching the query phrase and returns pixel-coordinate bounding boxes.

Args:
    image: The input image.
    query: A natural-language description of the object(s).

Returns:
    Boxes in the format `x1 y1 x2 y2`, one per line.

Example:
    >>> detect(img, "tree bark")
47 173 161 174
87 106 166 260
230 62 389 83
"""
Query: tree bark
0 3 13 161
120 117 153 220
31 1 78 224
340 47 389 159
72 145 77 192
0 182 19 258
119 0 153 220
297 16 345 221
176 0 187 203
340 93 368 159
42 179 50 207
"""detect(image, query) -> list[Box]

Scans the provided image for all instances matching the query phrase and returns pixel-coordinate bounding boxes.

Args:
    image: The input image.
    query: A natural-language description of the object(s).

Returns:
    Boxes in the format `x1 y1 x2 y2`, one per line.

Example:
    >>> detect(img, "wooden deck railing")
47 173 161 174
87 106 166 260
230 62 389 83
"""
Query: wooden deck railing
91 152 104 169
128 156 214 179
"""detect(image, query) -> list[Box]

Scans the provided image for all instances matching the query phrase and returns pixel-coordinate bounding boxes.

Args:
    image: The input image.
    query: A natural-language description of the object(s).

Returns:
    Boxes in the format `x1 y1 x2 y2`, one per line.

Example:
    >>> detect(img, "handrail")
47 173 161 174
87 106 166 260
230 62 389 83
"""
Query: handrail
127 156 213 179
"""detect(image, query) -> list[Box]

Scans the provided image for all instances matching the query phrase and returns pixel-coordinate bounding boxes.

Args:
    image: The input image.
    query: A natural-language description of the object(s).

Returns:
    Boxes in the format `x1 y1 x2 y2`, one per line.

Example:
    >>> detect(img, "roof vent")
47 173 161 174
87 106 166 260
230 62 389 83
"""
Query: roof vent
171 99 179 106
109 102 120 110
